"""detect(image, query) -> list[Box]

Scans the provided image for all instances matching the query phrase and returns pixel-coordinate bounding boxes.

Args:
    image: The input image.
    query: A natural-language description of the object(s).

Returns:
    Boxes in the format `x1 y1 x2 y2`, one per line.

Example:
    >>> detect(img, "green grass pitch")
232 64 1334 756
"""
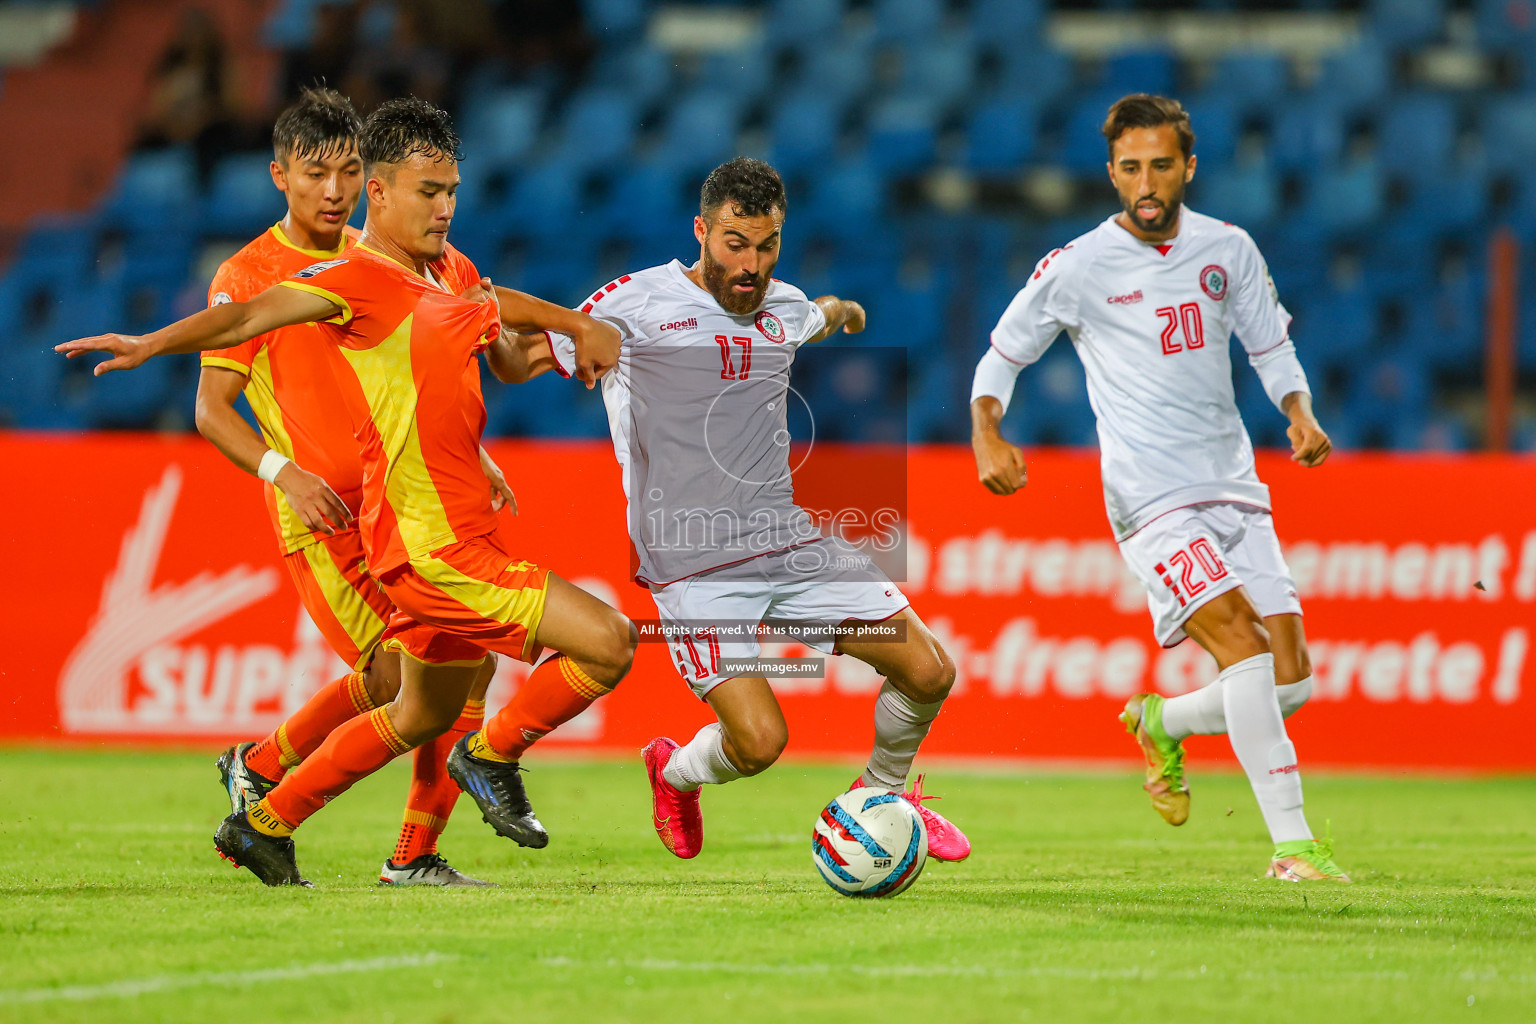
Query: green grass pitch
1 747 1533 1023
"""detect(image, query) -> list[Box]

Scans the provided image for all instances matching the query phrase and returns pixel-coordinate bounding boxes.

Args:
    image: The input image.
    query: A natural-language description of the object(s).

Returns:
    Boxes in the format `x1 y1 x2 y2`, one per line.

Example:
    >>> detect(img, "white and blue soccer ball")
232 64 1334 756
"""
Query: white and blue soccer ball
811 787 928 898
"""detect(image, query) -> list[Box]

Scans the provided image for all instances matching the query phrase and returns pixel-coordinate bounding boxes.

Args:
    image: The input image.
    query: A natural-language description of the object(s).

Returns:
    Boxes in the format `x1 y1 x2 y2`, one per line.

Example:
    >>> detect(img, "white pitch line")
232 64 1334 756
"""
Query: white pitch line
0 952 458 1005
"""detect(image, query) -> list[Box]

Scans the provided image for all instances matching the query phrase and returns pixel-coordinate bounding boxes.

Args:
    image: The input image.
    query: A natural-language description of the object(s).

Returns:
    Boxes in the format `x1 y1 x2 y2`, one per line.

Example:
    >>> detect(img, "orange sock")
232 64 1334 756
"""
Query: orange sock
258 706 411 833
391 699 485 865
481 655 612 762
245 671 375 781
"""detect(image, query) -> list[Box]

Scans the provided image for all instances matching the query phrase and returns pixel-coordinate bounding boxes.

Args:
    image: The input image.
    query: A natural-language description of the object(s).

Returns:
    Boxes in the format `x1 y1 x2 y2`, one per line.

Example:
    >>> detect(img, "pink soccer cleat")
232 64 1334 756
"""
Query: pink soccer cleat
852 773 972 862
642 737 703 859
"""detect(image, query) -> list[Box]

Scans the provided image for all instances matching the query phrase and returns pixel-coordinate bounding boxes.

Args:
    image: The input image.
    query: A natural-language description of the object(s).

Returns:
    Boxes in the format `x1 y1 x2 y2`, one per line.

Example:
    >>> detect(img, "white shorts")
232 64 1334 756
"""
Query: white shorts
650 538 910 698
1118 502 1302 648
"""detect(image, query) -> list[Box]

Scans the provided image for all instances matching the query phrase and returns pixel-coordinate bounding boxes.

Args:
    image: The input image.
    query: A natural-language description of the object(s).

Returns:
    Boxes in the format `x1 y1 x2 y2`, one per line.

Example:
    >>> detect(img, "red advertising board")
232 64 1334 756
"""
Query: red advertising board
3 433 1532 770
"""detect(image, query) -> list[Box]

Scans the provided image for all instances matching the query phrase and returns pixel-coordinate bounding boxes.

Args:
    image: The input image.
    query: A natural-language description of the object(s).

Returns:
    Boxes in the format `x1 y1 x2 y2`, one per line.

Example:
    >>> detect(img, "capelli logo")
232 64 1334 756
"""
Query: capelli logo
1268 763 1300 775
660 318 698 332
1107 290 1144 305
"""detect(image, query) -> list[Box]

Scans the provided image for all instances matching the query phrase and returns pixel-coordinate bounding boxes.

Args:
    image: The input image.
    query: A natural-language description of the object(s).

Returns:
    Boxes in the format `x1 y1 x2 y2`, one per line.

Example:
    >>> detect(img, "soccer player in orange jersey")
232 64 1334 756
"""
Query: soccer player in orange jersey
60 98 634 887
194 88 506 886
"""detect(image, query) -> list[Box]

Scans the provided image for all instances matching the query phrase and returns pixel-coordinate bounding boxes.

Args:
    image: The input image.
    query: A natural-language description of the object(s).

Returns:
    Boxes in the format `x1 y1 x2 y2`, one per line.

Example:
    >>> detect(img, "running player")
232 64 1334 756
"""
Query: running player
503 158 970 863
58 98 635 887
195 87 501 887
969 95 1347 882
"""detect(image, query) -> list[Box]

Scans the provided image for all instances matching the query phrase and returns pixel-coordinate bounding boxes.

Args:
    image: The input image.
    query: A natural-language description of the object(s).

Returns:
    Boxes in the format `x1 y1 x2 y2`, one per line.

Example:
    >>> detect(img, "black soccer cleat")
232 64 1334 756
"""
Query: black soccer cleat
445 735 549 849
213 812 313 887
215 742 278 817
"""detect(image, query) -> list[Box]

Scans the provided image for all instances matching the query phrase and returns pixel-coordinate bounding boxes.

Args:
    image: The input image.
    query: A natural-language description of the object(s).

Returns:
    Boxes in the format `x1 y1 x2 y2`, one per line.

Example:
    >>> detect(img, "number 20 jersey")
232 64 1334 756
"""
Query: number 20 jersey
988 208 1298 541
550 260 827 586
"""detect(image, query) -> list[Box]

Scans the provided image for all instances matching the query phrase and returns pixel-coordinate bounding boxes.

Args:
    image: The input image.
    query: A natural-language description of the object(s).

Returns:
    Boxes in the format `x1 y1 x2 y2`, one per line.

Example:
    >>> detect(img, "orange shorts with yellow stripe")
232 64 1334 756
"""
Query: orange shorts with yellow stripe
282 529 395 670
378 531 550 666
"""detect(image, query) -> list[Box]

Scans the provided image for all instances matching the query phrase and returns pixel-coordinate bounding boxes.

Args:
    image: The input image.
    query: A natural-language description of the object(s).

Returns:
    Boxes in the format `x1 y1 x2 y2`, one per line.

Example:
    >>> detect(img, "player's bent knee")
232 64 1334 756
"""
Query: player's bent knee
913 648 957 702
732 725 788 776
362 652 402 706
588 612 638 687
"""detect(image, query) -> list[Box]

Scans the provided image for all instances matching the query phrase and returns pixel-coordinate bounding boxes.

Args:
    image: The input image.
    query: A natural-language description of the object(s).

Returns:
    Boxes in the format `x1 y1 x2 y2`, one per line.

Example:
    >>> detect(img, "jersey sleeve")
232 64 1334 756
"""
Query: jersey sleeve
1228 231 1292 356
275 257 362 326
579 275 649 345
546 330 577 378
201 260 262 376
776 284 826 349
989 246 1082 368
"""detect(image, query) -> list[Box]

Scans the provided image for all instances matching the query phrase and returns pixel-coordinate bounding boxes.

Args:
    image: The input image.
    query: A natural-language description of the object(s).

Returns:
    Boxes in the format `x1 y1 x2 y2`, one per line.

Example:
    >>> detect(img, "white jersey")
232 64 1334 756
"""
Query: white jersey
550 260 827 585
984 209 1304 540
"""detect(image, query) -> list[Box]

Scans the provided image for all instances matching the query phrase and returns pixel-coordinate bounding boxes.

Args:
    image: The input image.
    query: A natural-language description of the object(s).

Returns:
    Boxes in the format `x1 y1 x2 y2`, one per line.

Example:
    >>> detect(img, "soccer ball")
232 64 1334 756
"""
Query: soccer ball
811 787 928 898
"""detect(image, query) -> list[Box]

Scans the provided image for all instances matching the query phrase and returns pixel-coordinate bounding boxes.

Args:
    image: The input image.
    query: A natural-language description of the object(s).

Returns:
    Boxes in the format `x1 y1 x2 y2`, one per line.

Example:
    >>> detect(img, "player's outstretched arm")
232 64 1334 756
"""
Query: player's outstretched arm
971 396 1028 495
484 329 563 384
489 284 620 388
804 296 866 344
1282 391 1332 467
478 445 518 514
194 366 353 535
54 285 341 375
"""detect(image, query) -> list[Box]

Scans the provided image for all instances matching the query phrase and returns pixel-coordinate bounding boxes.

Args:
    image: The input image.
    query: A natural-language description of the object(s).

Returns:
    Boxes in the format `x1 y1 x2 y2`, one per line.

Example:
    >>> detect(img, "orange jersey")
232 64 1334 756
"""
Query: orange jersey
277 242 502 575
204 223 364 555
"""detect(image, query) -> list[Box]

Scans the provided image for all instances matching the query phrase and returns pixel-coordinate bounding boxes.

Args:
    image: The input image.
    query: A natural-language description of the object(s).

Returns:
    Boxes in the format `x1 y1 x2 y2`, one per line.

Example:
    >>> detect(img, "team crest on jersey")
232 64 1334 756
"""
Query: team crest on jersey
755 310 786 343
210 292 232 306
294 259 348 279
1200 264 1228 301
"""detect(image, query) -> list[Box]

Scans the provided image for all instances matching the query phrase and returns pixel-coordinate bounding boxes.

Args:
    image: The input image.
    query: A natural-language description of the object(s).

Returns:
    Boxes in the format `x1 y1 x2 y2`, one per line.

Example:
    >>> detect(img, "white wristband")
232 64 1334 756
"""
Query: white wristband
257 449 291 485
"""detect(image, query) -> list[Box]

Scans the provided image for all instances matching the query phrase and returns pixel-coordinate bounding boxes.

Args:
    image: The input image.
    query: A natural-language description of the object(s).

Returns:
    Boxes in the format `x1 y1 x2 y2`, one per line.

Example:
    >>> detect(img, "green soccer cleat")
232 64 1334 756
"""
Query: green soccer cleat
1267 837 1352 883
1120 693 1190 826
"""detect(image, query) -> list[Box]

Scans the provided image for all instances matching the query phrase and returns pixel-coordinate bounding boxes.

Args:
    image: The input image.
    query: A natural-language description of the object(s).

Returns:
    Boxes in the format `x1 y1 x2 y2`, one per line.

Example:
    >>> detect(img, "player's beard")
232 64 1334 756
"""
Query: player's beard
1123 183 1185 236
702 249 767 315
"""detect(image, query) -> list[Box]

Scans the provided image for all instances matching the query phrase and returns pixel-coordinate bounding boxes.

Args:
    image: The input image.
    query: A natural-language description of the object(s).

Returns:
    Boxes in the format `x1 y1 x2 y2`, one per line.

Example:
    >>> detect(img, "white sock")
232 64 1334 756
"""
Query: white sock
1220 653 1312 844
861 680 944 791
661 723 743 792
1161 675 1314 742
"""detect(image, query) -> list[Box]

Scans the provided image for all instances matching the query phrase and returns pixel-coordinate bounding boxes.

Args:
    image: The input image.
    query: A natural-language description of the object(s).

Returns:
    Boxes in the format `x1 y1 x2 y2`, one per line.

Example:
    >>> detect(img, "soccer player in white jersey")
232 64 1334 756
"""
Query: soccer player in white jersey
969 95 1348 882
505 158 970 863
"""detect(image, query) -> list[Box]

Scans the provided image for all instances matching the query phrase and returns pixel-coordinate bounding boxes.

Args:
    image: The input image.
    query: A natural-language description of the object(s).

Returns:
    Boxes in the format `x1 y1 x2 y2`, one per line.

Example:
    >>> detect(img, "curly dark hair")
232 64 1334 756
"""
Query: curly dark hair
359 96 463 177
700 157 787 220
1102 94 1196 159
272 86 361 166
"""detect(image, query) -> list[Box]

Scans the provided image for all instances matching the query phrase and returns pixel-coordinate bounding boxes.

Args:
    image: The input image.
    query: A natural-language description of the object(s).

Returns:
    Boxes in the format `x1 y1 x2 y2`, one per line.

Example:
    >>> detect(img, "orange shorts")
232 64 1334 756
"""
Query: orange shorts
283 529 396 670
378 531 550 666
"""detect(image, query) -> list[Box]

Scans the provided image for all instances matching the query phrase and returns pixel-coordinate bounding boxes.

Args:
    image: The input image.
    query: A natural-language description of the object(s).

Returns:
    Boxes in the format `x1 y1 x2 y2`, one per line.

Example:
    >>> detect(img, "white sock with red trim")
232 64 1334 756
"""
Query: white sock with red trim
1220 653 1311 844
1161 676 1314 742
861 680 943 791
662 723 742 792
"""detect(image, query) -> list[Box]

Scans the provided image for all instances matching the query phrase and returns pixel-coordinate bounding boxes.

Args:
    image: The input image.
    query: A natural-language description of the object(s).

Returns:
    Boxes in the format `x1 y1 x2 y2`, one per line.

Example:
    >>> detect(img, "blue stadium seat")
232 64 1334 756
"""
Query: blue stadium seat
1100 49 1176 97
1267 100 1346 172
1196 159 1278 227
864 96 939 173
970 0 1044 41
1475 0 1536 49
1312 36 1391 113
16 216 97 280
1362 223 1437 297
700 46 777 107
203 152 284 237
655 91 744 175
963 97 1039 173
587 43 675 108
80 352 175 429
101 148 198 232
548 89 640 172
499 161 583 239
1369 0 1447 49
1204 52 1293 115
460 88 543 171
1181 94 1241 171
1401 169 1489 233
989 45 1075 110
871 0 945 43
1376 94 1459 176
581 0 647 38
1481 96 1536 174
768 92 843 175
792 32 875 106
765 0 846 46
598 160 690 242
1300 287 1379 364
894 33 977 110
1060 89 1129 174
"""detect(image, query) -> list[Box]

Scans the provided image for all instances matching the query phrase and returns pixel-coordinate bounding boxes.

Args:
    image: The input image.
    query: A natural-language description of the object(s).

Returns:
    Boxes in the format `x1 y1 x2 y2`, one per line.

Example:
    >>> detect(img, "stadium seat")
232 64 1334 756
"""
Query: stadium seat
587 43 676 108
1267 100 1346 172
547 89 641 172
699 45 777 108
1369 0 1447 49
970 0 1045 42
765 0 846 46
100 148 198 232
1481 96 1536 173
1312 36 1391 113
15 216 97 280
655 91 744 175
598 160 690 242
1196 159 1278 227
871 0 945 43
893 33 977 111
963 97 1040 173
1060 88 1133 173
989 44 1076 111
767 92 844 175
1401 169 1489 233
581 0 647 38
1099 49 1177 98
459 88 543 171
1181 94 1241 171
1375 93 1459 176
1203 52 1293 116
202 152 284 237
865 96 940 173
1475 0 1536 49
799 161 887 229
791 31 876 107
499 161 584 239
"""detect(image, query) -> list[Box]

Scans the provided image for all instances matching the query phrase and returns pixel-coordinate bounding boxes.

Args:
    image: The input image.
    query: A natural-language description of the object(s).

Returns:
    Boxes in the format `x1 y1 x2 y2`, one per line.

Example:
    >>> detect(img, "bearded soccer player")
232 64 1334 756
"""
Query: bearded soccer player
501 158 970 864
59 98 634 887
970 95 1347 882
194 88 510 886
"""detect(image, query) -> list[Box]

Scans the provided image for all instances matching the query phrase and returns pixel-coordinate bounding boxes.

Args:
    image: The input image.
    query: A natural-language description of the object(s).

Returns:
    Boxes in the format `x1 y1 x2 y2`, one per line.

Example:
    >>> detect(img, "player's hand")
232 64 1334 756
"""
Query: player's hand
1287 418 1332 467
839 300 866 334
573 319 621 389
273 463 354 535
461 276 495 303
54 334 149 375
973 431 1028 495
479 446 518 515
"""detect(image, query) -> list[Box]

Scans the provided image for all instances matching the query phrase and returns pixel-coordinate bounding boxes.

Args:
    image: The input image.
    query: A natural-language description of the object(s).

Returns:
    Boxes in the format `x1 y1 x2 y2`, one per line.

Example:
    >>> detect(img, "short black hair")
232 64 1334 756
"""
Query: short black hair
358 96 463 177
700 157 787 220
1102 94 1196 159
272 87 362 166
